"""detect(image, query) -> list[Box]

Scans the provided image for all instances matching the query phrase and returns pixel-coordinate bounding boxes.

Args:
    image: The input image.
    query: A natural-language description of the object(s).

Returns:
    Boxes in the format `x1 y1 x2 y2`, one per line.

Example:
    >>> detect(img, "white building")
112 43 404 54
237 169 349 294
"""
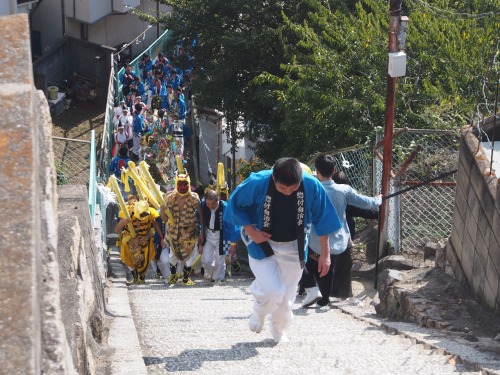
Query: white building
195 109 255 189
0 1 39 16
2 0 169 59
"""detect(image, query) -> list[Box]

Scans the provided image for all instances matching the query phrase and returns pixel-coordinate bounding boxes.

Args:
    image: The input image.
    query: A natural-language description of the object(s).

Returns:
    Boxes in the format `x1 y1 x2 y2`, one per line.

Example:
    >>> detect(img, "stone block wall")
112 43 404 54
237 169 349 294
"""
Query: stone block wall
447 125 500 313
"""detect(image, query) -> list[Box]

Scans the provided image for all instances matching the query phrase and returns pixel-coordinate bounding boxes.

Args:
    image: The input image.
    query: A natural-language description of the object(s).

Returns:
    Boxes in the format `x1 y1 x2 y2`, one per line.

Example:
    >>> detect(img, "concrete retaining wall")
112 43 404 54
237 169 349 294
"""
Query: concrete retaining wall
0 14 107 374
447 126 500 313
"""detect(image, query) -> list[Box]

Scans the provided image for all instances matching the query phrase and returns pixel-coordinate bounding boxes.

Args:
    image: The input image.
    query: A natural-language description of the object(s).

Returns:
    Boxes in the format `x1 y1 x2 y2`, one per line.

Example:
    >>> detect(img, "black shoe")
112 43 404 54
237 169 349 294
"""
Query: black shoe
232 261 241 273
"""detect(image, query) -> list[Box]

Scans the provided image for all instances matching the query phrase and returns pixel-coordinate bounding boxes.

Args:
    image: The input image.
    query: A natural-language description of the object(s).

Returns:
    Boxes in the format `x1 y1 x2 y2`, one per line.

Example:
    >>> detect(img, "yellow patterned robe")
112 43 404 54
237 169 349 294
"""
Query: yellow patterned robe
120 208 159 276
164 191 200 261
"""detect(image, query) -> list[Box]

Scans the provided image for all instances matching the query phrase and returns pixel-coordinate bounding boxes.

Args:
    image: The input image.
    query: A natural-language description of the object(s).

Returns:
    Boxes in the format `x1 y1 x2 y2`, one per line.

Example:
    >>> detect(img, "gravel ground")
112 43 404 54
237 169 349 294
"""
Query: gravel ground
105 246 500 375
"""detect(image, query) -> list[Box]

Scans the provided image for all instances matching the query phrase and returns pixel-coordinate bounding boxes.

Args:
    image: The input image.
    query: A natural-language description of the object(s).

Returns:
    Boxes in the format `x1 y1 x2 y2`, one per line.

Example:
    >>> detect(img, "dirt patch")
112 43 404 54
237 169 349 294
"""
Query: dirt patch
51 105 106 140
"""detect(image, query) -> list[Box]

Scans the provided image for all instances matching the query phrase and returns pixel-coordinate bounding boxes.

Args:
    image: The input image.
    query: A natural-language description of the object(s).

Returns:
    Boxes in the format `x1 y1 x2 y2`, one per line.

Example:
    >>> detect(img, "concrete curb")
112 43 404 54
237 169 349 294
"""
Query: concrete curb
105 248 147 375
333 298 500 375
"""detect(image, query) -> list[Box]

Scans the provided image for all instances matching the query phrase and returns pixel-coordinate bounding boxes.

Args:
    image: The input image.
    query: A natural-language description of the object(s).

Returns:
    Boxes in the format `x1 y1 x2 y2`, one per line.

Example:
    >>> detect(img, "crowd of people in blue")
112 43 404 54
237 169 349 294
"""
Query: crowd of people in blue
108 47 382 343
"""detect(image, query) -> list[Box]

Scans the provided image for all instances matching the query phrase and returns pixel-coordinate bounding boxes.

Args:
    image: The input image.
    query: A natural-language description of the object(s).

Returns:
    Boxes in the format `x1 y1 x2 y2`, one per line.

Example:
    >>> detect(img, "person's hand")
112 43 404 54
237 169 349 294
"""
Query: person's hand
318 253 331 277
244 226 271 244
123 218 132 225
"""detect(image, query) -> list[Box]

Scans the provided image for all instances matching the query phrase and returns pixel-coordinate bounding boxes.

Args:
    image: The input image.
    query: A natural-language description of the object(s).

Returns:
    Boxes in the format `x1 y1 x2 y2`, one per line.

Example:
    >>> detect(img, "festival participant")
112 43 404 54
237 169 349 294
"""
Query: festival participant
160 173 204 286
199 189 240 282
218 182 241 274
120 63 137 100
169 89 186 120
224 157 341 342
131 103 145 162
115 194 138 247
307 154 382 305
111 125 130 157
114 200 164 284
114 99 128 123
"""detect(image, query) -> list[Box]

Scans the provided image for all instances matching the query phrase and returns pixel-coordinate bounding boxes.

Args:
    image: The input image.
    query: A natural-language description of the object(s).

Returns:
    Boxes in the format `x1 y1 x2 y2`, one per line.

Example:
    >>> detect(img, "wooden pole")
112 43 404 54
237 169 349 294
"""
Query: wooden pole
375 0 402 288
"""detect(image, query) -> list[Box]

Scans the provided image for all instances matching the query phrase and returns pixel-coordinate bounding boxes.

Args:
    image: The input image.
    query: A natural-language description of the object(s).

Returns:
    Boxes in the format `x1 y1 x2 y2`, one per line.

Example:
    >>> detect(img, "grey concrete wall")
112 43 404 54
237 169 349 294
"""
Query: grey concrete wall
33 37 114 106
57 185 106 374
0 14 107 374
447 126 500 313
0 13 73 374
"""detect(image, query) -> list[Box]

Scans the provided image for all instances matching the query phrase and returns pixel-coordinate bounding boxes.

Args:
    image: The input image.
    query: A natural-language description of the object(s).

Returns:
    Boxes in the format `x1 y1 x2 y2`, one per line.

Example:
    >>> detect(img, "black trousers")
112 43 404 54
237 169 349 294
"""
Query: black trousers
305 251 335 306
298 267 316 293
330 248 353 299
305 247 354 305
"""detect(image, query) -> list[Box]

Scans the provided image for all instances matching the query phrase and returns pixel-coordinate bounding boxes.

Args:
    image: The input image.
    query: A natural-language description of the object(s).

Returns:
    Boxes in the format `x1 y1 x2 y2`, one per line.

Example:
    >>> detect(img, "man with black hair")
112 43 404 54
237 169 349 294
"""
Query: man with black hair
131 103 145 162
200 189 240 282
139 53 153 80
120 63 137 97
224 157 341 342
307 155 381 304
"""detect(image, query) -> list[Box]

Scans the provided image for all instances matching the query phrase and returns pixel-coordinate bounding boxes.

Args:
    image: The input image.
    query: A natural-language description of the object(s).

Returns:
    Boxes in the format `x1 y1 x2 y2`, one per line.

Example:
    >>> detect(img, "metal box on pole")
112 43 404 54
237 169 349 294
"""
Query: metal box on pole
388 52 407 77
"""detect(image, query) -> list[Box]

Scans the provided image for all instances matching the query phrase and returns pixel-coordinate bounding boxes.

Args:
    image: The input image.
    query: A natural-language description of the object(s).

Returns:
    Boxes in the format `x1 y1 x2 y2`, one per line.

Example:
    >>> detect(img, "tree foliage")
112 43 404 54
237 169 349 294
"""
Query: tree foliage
134 0 500 163
256 0 500 160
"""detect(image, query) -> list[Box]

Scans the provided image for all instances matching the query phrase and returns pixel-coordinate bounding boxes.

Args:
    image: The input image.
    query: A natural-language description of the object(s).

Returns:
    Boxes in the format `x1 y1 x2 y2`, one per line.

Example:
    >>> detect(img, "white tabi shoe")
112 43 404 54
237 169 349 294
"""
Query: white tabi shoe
248 311 265 333
301 286 322 308
269 322 289 343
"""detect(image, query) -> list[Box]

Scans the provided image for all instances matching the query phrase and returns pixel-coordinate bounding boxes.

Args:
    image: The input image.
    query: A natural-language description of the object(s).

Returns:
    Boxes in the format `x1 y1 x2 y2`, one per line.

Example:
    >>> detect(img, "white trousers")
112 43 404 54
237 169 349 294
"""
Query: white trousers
132 134 141 157
157 246 200 277
201 238 226 281
248 240 303 332
157 247 171 278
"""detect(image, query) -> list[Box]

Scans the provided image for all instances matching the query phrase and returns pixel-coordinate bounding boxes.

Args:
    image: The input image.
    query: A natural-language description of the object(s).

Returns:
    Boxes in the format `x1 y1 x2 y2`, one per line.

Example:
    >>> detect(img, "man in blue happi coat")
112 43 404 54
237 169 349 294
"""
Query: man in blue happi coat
224 157 341 342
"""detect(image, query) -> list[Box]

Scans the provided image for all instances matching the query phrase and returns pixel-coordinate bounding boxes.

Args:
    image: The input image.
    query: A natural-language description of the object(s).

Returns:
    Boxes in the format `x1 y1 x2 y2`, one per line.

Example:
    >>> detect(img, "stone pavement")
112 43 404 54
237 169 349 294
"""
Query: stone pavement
105 247 500 374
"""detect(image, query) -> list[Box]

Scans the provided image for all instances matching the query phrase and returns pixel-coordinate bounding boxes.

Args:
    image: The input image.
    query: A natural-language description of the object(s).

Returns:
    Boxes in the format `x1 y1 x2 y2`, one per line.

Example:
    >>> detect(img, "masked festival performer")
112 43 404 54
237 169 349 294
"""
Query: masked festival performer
224 157 341 342
115 199 164 284
160 173 204 286
199 189 240 282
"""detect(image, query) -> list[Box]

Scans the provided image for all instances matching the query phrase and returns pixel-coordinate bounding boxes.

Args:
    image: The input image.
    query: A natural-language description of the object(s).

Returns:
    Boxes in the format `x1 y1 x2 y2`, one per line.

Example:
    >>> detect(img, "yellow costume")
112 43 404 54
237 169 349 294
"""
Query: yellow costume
163 188 200 261
162 173 201 286
120 201 159 281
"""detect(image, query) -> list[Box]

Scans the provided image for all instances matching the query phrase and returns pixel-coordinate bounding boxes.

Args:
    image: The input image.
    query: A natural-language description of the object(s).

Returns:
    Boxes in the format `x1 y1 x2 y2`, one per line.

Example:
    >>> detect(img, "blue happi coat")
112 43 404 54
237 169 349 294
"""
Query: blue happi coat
224 170 341 260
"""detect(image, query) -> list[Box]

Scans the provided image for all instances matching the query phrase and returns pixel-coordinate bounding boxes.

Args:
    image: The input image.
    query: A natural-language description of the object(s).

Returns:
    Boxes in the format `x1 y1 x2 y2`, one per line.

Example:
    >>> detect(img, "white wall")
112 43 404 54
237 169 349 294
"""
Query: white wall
0 1 37 17
221 119 255 162
31 0 169 54
31 0 63 53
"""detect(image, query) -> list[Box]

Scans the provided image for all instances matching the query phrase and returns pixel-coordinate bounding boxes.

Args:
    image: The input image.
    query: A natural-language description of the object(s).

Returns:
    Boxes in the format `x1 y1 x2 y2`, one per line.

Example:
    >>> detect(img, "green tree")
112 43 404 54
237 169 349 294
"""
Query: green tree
256 0 499 160
132 0 297 180
134 0 499 165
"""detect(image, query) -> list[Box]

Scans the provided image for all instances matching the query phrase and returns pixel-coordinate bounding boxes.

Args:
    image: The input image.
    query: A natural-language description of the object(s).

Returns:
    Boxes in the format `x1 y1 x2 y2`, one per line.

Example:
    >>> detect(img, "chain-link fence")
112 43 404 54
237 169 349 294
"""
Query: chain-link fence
374 129 460 253
98 63 116 182
329 145 374 196
52 136 91 185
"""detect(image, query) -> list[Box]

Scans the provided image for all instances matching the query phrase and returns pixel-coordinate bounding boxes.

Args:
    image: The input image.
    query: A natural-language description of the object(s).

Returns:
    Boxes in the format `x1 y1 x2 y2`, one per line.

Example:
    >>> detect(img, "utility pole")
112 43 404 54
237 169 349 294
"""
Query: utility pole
156 1 160 38
377 0 403 261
